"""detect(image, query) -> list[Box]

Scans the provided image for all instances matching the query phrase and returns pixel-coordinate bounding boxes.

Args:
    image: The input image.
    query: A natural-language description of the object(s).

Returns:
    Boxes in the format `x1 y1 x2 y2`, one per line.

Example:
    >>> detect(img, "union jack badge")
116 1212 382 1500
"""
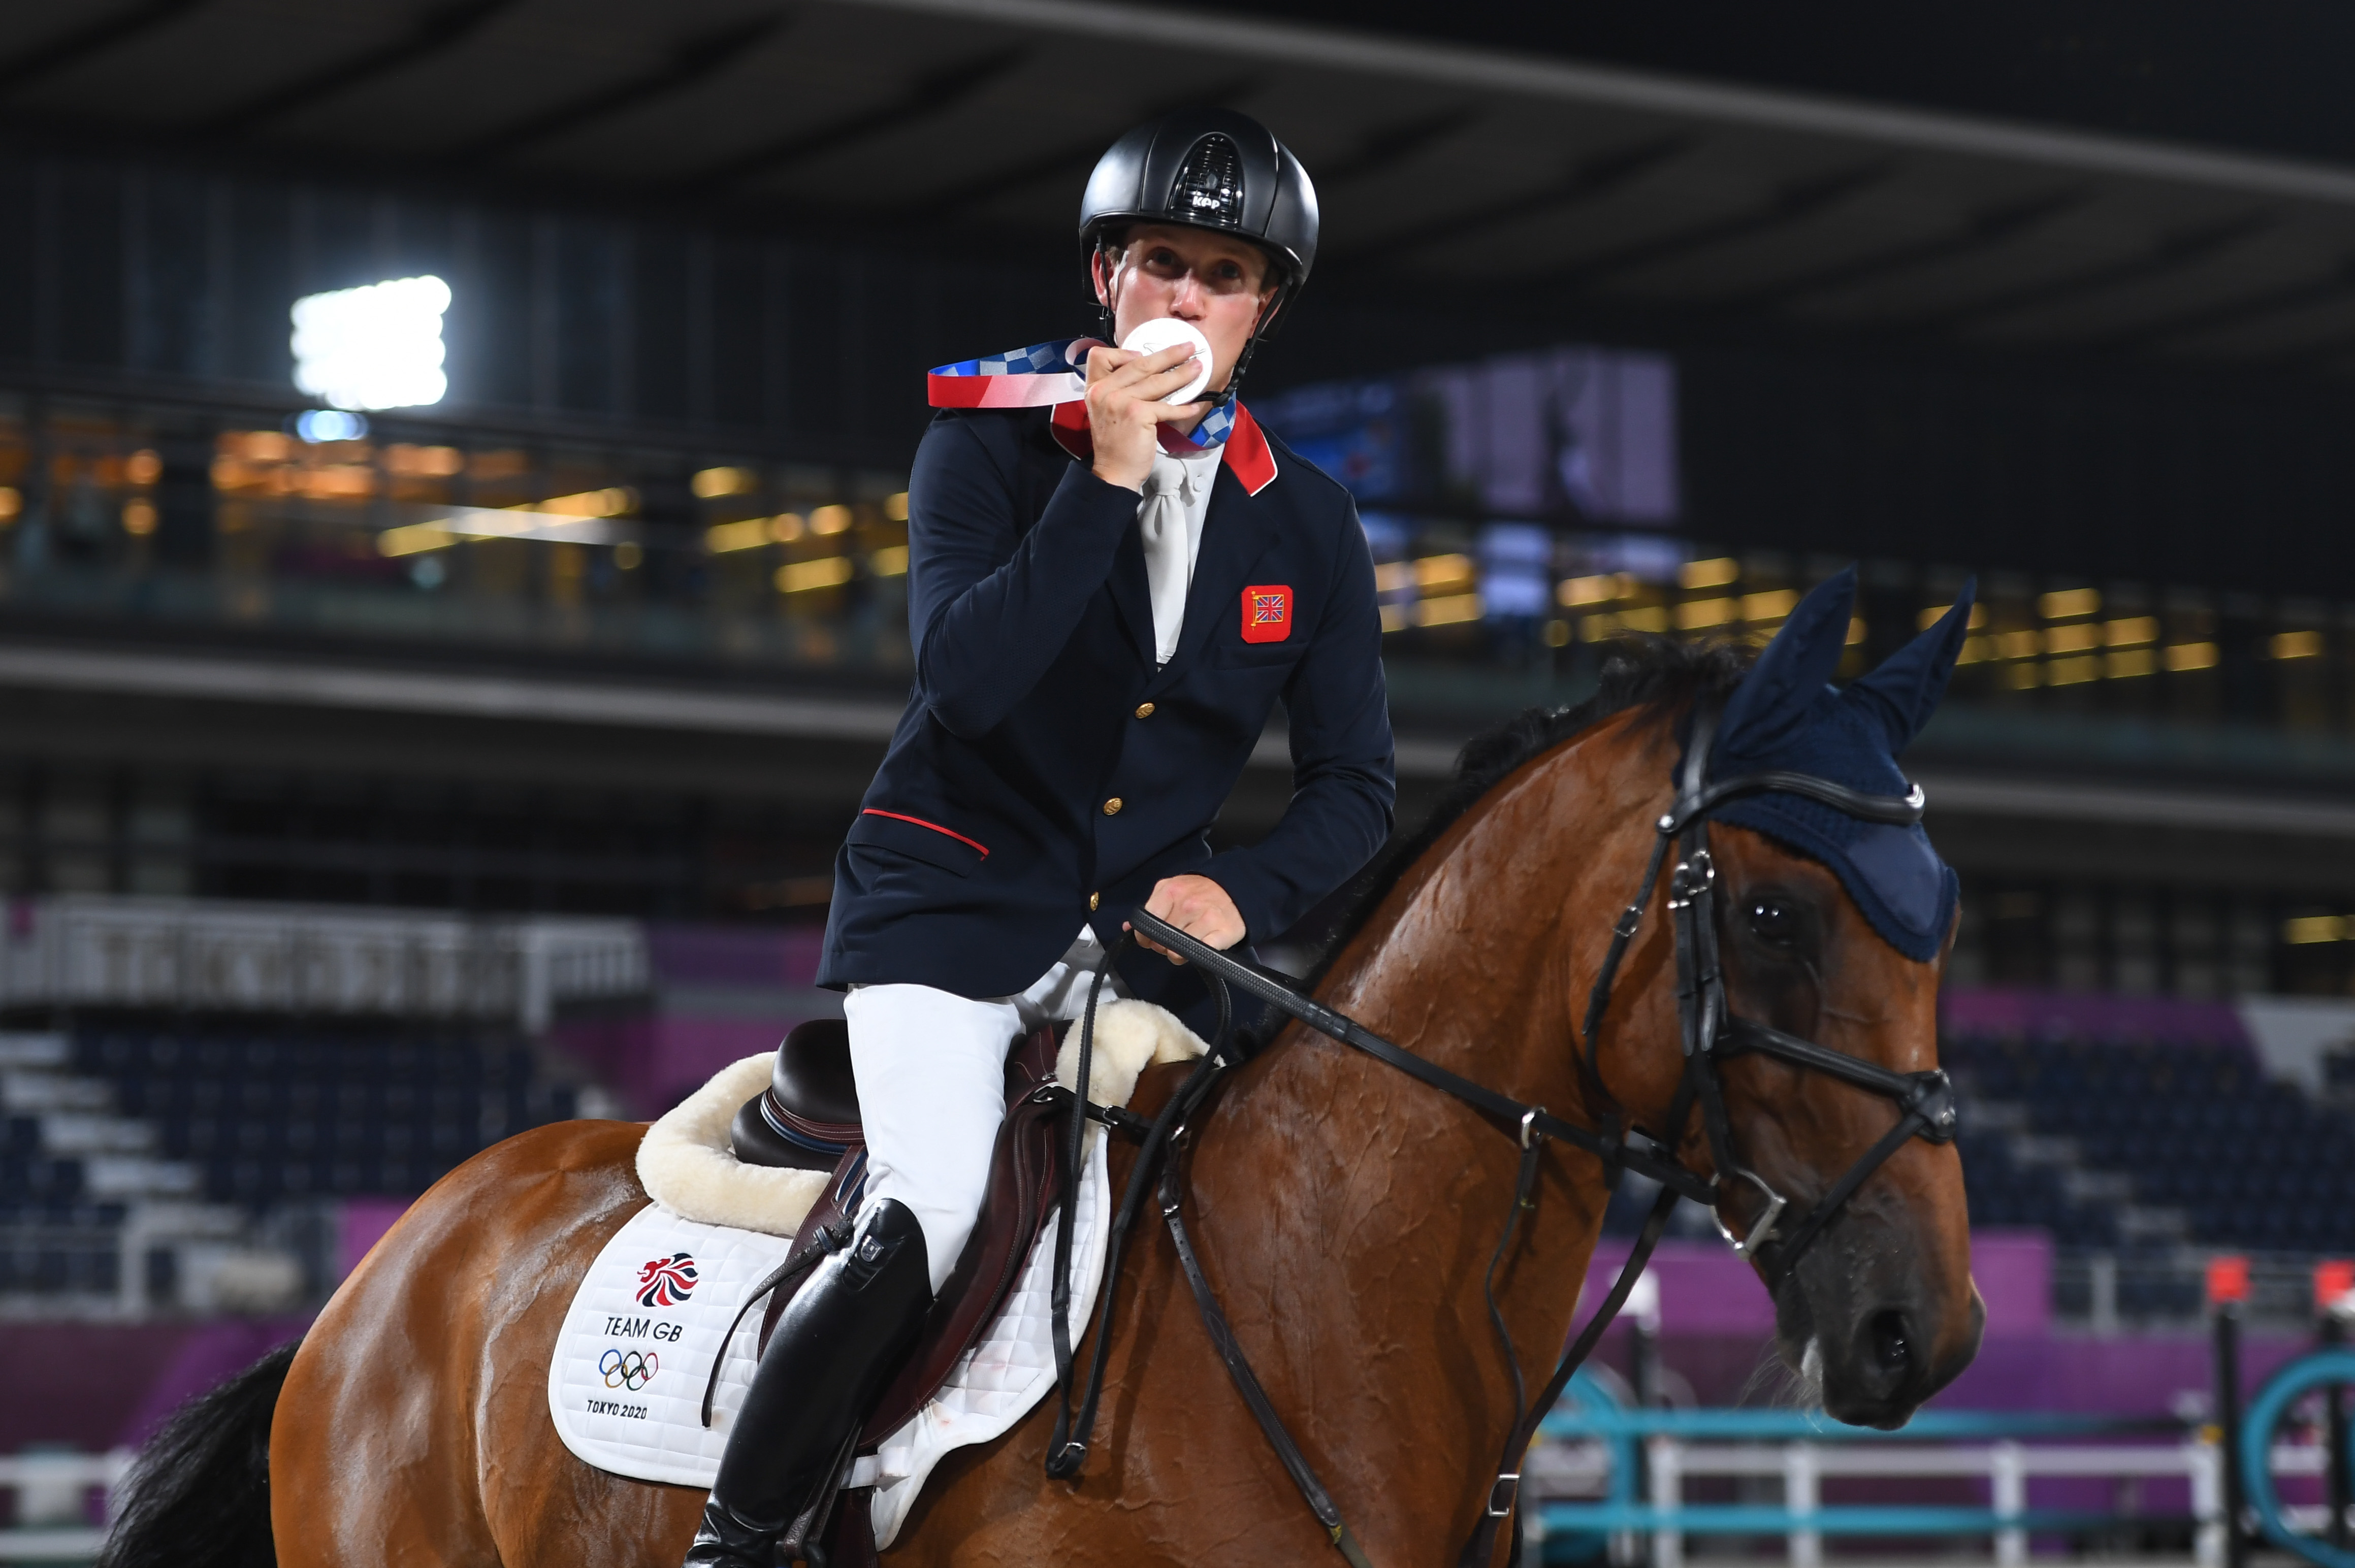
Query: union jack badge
1240 584 1293 644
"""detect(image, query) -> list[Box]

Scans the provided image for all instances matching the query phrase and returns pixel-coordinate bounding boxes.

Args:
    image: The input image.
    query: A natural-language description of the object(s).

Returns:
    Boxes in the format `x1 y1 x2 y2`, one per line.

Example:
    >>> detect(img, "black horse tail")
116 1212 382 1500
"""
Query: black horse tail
99 1339 298 1568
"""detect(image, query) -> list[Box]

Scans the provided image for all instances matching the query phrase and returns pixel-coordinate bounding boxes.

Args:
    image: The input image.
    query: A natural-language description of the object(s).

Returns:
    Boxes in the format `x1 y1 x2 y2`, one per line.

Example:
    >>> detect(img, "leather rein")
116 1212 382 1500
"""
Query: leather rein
1043 696 1958 1566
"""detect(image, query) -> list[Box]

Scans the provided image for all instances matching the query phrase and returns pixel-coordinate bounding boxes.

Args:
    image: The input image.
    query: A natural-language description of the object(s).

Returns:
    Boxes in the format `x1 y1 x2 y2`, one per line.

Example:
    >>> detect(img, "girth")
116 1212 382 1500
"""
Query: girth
1044 691 1958 1567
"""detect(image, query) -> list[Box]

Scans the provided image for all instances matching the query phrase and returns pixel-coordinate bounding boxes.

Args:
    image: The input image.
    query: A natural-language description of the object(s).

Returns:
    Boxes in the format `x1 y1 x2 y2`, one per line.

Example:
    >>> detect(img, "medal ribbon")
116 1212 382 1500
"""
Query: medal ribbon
926 337 1235 451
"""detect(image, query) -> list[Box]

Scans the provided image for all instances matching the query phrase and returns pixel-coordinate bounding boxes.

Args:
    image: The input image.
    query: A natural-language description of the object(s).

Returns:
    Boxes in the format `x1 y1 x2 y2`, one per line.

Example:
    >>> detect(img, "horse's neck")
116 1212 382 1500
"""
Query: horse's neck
1319 709 1663 1114
1184 715 1667 1551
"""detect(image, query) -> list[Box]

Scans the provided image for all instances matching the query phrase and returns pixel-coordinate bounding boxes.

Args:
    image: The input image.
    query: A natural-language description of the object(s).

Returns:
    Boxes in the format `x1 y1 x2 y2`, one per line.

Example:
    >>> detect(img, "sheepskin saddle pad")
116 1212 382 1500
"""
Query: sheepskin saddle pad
547 998 1203 1550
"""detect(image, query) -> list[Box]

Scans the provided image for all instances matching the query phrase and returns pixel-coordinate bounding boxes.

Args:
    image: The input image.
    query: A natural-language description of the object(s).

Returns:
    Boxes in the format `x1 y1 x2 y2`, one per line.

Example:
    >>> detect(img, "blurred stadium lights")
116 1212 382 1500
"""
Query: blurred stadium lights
289 277 451 412
294 411 368 444
375 505 640 557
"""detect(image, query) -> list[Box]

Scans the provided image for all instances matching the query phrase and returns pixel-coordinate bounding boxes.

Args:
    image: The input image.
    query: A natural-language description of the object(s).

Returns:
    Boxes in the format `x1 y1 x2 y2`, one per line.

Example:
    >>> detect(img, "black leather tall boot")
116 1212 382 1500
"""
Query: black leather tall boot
684 1198 932 1568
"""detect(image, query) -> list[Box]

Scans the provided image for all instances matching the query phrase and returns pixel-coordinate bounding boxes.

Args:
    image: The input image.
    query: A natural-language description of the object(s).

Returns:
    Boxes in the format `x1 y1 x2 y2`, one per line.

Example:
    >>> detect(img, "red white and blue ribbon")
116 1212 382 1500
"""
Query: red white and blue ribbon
926 337 1236 452
926 338 1090 409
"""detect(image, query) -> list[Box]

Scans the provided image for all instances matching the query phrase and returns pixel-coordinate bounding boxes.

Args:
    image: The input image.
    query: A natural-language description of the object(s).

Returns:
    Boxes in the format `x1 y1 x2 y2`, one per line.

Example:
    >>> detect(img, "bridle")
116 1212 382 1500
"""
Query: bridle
1042 694 1958 1567
1621 695 1959 1287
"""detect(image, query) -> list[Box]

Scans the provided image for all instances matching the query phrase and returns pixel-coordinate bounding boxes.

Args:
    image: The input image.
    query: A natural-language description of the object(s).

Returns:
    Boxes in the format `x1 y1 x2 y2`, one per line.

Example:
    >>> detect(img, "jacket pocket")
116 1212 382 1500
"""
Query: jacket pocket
846 808 989 877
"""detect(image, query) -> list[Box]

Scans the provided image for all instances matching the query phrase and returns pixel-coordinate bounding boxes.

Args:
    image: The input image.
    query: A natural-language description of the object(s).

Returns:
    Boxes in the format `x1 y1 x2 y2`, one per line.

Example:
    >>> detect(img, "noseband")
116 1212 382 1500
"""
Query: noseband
1044 694 1957 1568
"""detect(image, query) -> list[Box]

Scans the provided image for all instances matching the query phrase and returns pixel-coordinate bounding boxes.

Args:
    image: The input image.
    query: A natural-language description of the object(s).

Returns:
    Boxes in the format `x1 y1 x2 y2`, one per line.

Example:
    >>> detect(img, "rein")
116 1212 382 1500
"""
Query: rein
1043 697 1958 1566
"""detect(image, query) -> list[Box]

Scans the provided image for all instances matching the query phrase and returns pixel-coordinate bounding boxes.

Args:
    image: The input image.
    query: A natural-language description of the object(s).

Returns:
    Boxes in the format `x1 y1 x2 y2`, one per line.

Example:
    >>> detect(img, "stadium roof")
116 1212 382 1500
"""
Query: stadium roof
7 0 2355 374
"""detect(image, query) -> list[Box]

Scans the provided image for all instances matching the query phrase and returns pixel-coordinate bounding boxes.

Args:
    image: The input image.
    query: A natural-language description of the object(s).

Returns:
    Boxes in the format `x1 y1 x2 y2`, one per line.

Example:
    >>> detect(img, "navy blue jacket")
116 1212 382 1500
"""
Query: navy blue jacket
818 401 1396 1013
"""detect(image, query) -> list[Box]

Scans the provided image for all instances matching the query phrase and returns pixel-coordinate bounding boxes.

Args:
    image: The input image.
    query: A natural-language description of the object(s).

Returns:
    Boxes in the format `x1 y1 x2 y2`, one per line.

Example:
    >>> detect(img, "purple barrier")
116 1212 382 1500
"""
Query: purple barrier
1579 1230 2049 1340
114 1316 314 1448
1588 1317 2312 1417
1583 1235 1771 1334
1936 1328 2309 1419
1578 1227 2320 1420
0 1317 313 1452
553 922 838 1116
550 1012 797 1119
340 1195 412 1277
1942 985 2247 1046
647 924 825 987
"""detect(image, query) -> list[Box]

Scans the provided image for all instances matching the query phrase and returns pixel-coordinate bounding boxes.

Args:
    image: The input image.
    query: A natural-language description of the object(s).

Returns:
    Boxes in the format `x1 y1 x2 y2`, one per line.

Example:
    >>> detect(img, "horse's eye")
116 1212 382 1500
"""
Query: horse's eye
1749 899 1799 946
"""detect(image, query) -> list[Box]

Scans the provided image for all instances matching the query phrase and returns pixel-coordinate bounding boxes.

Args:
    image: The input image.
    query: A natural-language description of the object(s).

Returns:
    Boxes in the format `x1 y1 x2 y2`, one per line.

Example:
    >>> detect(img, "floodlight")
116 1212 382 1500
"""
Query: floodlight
289 276 451 411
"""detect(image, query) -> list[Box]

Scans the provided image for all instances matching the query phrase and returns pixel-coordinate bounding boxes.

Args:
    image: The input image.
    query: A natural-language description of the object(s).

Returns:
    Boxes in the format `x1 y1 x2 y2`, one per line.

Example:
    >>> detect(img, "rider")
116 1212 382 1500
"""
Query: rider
685 107 1397 1567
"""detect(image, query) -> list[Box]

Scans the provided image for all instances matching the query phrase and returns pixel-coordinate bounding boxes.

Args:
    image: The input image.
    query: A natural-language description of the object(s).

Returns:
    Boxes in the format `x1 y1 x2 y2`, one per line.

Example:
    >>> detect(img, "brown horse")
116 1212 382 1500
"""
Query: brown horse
106 639 1980 1568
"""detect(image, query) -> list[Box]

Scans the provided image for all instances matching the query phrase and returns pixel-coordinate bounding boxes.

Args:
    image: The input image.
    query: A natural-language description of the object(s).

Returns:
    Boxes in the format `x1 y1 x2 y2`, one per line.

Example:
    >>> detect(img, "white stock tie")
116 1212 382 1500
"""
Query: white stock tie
1138 454 1199 666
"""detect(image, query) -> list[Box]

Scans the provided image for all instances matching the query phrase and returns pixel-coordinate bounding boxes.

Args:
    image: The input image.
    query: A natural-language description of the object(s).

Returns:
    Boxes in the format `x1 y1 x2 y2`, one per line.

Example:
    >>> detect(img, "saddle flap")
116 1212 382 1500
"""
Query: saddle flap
751 1023 1073 1443
861 1024 1069 1442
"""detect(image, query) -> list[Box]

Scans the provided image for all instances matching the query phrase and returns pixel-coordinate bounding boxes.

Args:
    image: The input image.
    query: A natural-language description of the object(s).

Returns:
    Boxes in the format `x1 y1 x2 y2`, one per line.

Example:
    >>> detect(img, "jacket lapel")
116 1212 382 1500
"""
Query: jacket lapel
1141 461 1281 698
1053 400 1283 675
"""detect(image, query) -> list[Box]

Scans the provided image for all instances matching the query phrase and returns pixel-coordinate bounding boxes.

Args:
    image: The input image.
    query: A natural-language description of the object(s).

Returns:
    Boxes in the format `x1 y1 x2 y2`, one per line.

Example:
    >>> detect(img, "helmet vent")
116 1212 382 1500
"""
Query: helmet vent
1171 134 1244 229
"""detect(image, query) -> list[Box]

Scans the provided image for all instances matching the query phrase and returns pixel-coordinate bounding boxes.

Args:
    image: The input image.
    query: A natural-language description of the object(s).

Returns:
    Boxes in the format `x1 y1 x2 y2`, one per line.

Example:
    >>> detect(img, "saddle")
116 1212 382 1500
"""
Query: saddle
727 1017 1073 1445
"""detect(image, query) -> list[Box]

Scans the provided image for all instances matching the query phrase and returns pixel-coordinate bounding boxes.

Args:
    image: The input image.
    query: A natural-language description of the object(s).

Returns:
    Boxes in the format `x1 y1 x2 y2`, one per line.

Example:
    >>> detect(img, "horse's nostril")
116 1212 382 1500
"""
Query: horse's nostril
1869 1309 1912 1376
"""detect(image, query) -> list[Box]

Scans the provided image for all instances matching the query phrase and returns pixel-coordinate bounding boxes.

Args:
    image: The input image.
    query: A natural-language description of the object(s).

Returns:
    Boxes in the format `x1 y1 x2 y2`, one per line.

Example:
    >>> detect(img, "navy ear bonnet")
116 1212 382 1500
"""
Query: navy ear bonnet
1699 567 1970 963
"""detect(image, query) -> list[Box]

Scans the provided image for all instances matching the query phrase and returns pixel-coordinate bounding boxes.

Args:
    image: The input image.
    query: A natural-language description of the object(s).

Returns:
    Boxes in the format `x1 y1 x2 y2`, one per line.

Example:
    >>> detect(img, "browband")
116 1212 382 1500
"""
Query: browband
1660 771 1925 838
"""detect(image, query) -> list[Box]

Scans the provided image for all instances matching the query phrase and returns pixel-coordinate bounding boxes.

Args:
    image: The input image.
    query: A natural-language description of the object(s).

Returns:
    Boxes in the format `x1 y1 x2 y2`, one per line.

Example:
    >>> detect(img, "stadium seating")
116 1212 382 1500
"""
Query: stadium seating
1946 1033 2355 1250
1944 1032 2355 1320
0 1024 587 1305
0 1202 128 1295
70 1027 578 1205
1604 1029 2353 1323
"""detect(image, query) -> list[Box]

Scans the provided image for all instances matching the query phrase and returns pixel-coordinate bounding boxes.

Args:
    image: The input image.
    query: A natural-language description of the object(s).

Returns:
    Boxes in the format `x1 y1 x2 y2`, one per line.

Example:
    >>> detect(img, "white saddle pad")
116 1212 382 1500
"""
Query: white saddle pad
549 1134 1109 1548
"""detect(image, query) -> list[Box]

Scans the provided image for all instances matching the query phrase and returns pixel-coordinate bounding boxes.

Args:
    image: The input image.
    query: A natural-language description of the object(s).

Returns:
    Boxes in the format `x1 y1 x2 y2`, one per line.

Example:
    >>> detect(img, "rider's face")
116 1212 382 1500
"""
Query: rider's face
1092 225 1277 393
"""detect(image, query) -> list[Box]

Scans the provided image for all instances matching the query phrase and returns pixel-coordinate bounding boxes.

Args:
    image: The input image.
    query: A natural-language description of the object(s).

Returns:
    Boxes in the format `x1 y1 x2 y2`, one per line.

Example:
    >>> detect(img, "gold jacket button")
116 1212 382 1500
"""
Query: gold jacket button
1089 891 1100 911
1103 797 1123 816
1134 702 1155 718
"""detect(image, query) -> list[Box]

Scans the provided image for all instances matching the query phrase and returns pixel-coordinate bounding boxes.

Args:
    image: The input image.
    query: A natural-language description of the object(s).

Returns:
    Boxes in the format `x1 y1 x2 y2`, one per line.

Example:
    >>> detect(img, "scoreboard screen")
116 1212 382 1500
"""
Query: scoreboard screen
1255 345 1679 528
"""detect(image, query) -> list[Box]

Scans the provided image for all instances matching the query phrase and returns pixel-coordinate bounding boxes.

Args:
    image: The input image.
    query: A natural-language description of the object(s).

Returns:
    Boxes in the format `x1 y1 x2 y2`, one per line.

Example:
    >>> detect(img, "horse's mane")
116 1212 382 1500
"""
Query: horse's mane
1302 635 1756 987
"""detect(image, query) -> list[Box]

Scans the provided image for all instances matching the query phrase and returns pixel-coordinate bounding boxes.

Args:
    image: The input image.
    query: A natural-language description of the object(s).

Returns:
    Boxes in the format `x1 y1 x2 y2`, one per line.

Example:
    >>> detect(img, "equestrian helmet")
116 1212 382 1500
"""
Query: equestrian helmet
1079 108 1319 294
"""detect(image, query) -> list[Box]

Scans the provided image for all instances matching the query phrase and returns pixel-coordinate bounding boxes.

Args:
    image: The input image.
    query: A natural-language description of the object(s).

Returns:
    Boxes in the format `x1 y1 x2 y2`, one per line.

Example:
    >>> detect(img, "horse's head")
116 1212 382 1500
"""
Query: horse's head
1602 569 1981 1428
1707 811 1979 1427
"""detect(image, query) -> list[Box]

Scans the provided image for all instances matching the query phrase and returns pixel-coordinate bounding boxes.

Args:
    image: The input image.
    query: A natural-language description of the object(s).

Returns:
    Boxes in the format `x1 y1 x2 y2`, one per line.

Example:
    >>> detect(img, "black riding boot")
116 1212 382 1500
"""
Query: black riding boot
684 1198 932 1568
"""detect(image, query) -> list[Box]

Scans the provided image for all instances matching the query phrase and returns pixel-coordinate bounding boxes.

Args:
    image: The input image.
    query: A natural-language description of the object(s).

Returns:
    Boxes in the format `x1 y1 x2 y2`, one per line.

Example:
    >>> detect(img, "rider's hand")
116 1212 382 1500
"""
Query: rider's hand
1085 340 1209 493
1130 874 1246 964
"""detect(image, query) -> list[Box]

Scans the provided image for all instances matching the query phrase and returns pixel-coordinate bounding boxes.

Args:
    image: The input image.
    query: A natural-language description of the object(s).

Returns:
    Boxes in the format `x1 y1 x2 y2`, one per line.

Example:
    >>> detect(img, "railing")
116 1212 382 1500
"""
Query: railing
1532 1373 2223 1566
0 1449 133 1562
0 1198 309 1318
0 896 647 1030
2054 1248 2329 1331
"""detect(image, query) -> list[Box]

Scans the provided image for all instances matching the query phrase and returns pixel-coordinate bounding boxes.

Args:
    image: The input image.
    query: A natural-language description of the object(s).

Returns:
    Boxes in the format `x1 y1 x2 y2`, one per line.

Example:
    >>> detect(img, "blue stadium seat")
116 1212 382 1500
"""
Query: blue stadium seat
1947 1027 2355 1252
2 1022 593 1212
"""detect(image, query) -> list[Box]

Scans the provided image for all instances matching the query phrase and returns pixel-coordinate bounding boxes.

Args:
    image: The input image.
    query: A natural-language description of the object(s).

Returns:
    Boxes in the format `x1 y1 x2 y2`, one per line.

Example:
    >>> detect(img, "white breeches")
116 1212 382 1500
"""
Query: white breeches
843 930 1119 1294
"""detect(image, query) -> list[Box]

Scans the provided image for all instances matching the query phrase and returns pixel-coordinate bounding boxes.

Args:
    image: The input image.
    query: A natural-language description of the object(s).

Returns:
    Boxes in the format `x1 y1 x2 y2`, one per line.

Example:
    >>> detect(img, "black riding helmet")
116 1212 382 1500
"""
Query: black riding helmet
1079 109 1318 397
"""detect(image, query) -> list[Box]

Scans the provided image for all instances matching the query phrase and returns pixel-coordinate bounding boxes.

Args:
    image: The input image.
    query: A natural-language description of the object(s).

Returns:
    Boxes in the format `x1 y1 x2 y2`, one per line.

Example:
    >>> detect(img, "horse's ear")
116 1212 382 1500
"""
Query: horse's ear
1715 566 1856 753
1845 577 1975 753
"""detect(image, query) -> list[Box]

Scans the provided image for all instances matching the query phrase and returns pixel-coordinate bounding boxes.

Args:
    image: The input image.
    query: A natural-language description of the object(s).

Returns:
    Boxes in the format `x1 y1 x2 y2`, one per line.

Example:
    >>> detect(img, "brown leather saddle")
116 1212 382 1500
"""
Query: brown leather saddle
727 1016 1073 1446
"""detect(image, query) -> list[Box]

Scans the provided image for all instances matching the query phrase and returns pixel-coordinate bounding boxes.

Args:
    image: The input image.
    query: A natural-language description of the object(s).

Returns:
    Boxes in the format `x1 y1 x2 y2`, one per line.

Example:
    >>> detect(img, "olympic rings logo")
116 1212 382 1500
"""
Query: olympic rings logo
600 1348 659 1391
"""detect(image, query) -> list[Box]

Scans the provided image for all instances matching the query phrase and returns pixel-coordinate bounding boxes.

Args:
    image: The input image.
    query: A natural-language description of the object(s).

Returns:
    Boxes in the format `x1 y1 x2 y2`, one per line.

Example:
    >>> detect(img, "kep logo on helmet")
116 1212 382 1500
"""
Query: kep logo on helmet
1176 135 1245 226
